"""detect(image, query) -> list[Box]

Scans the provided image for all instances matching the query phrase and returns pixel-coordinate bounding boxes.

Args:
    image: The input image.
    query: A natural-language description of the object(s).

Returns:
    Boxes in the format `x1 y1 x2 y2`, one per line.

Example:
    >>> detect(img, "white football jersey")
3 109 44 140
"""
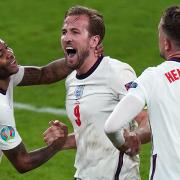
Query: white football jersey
66 56 140 180
128 60 180 180
0 66 24 161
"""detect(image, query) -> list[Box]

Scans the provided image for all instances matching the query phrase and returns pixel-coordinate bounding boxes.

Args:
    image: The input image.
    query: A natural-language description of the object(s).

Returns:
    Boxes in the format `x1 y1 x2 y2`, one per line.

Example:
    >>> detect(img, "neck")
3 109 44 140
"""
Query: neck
167 51 180 60
76 54 98 75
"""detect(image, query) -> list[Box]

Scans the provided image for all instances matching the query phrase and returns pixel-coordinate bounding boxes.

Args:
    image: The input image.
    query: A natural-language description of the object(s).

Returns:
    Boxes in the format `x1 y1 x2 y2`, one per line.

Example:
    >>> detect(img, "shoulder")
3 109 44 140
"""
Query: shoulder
138 65 159 80
140 61 166 76
104 56 135 72
103 56 136 82
134 66 158 93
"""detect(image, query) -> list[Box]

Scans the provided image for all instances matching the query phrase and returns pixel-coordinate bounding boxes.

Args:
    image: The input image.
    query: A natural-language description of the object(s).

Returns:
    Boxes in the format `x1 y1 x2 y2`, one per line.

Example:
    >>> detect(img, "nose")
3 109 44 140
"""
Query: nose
61 32 73 43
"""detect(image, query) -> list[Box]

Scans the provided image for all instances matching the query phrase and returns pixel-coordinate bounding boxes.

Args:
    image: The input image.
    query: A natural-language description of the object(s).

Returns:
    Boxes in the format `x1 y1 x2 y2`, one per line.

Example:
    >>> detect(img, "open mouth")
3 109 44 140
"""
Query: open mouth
66 47 77 58
10 60 16 65
8 59 17 68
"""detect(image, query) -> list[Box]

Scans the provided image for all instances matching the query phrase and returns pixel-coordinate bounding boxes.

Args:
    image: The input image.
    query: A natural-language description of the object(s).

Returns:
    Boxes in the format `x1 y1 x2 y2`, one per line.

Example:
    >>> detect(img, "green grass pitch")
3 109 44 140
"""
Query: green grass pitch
0 0 179 179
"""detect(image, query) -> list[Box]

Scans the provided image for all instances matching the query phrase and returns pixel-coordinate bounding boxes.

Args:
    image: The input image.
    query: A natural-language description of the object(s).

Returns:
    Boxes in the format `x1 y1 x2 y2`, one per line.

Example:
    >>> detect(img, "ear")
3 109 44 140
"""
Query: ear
89 35 100 48
164 38 171 51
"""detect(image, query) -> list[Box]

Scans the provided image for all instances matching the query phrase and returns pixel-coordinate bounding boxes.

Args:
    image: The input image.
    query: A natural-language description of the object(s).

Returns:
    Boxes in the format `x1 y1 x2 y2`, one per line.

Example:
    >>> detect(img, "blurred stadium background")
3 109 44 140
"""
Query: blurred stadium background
0 0 179 179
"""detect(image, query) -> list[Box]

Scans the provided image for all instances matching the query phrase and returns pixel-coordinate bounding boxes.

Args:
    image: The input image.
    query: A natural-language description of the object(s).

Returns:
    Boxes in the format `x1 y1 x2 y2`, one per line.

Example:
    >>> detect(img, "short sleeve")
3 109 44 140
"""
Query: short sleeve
0 105 22 150
12 66 25 86
109 60 137 100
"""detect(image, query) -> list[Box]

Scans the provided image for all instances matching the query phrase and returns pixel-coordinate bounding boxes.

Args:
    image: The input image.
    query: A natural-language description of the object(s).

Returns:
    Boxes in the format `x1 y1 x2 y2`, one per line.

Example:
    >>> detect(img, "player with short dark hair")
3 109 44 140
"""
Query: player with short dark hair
0 40 68 173
104 5 180 180
64 6 105 44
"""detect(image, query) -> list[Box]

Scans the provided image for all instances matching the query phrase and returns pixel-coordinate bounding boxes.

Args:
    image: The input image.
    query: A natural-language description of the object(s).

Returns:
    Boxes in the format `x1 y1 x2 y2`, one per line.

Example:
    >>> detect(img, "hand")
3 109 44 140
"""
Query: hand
95 43 103 57
43 120 68 150
119 129 141 157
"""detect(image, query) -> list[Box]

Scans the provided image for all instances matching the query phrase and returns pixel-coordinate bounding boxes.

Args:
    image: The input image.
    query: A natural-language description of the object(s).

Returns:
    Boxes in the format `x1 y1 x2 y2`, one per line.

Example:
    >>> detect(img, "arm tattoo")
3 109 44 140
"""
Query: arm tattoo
18 67 44 86
18 59 72 86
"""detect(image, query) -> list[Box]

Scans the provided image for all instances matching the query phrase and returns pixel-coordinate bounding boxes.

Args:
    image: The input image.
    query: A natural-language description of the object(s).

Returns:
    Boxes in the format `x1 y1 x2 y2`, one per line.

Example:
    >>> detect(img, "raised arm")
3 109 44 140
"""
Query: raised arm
18 58 73 86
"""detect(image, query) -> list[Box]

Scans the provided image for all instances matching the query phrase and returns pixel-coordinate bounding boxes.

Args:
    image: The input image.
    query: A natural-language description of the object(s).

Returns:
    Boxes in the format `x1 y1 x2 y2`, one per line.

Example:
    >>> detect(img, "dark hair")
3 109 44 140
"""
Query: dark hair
65 5 105 43
161 5 180 47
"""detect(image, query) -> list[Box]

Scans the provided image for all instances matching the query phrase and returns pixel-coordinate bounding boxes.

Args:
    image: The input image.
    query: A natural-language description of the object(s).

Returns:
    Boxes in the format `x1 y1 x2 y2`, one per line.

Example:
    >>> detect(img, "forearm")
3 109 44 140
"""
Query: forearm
21 145 59 172
62 133 76 150
134 111 151 144
135 127 151 144
104 95 145 148
3 142 61 173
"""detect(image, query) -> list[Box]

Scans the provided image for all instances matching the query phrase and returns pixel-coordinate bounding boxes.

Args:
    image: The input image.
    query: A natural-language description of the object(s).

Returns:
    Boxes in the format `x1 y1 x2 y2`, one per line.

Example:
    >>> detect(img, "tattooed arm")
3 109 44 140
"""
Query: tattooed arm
18 58 72 86
3 123 68 173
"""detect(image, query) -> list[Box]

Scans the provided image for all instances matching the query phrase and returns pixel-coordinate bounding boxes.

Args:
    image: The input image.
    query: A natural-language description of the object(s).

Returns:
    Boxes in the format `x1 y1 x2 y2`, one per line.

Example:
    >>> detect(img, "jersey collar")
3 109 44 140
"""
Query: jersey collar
76 55 104 80
167 51 180 62
0 88 7 95
167 58 180 62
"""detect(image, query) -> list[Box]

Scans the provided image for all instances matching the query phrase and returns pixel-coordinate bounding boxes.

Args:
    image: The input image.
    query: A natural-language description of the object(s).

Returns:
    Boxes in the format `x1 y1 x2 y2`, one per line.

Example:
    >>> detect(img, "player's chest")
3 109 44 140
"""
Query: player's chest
66 82 118 128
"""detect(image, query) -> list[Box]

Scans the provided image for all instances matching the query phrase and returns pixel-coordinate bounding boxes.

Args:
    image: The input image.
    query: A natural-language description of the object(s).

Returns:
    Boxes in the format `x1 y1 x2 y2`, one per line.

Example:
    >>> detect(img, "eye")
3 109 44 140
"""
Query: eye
61 30 67 35
72 30 80 34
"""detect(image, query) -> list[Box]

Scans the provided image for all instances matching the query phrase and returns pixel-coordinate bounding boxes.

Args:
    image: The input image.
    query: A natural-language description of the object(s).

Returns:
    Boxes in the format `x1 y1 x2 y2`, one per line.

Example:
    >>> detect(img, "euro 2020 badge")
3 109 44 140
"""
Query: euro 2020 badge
0 126 15 142
74 85 85 100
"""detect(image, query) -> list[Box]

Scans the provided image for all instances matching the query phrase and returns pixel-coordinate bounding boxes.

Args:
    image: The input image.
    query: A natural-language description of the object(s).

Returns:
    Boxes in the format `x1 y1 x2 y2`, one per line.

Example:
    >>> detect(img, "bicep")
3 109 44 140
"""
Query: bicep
18 58 72 86
18 67 43 86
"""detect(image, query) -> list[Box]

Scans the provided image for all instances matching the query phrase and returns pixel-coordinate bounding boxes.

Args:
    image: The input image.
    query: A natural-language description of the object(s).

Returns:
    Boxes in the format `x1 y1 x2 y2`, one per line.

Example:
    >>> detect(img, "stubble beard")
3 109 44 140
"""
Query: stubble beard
66 49 90 70
0 68 16 79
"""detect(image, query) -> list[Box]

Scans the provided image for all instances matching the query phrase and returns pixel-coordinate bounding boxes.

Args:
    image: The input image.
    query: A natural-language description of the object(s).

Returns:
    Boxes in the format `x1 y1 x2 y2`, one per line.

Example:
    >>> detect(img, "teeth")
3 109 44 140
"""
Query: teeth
11 60 15 64
66 47 73 50
66 47 76 57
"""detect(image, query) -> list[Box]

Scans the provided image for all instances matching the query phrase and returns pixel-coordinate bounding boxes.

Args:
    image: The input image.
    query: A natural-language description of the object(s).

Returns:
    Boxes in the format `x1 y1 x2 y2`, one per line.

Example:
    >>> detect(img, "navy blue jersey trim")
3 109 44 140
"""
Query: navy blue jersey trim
76 55 104 80
150 154 157 180
114 152 124 180
0 88 6 95
167 58 180 63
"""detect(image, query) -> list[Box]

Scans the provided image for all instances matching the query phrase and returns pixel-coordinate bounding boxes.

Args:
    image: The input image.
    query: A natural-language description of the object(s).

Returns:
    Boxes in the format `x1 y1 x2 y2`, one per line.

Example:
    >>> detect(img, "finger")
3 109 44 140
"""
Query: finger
44 136 54 145
50 124 66 132
44 126 66 140
123 129 129 137
49 120 62 127
46 138 55 145
43 126 52 135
